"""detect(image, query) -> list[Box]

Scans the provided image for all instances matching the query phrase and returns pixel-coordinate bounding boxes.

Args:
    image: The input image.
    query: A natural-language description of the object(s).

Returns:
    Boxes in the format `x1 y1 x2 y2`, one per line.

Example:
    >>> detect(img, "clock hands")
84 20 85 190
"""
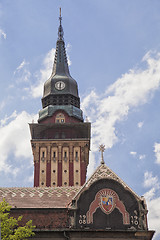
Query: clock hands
55 81 65 90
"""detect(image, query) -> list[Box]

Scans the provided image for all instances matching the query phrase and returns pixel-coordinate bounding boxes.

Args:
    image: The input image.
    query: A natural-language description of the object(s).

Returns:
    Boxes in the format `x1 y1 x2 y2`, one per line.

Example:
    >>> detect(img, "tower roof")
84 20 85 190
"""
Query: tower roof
42 9 80 109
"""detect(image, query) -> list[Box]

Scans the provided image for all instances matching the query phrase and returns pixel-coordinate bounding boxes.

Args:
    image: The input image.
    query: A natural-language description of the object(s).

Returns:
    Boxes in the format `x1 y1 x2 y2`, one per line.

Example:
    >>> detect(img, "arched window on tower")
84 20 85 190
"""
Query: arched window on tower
55 113 65 123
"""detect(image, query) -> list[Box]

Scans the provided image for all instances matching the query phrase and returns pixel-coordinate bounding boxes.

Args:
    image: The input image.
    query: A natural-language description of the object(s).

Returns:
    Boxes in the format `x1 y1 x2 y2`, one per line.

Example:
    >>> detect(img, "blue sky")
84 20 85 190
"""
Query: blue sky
0 0 160 238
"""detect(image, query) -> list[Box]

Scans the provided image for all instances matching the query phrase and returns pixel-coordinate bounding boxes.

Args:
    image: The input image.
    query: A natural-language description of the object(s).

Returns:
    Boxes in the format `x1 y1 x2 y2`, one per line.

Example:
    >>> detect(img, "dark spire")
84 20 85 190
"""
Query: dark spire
52 8 70 77
41 9 80 110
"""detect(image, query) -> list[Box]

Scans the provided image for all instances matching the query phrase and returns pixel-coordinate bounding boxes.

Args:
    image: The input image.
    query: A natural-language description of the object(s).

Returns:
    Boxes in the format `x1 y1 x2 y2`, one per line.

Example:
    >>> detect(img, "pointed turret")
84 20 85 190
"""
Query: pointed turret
41 8 80 112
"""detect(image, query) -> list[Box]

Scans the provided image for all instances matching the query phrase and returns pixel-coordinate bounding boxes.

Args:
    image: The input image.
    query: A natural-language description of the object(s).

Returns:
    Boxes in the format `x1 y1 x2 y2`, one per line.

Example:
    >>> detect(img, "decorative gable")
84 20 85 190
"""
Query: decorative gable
74 163 142 200
69 163 148 231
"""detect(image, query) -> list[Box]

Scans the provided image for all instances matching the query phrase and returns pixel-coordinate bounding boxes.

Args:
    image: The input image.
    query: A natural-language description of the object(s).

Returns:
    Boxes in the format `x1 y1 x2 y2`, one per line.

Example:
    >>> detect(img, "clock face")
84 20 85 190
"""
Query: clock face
55 81 65 90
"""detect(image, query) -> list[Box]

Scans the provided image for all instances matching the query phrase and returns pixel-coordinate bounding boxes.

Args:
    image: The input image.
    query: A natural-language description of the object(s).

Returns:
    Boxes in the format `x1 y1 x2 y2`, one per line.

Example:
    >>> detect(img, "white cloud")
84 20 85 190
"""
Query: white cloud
143 171 159 188
25 173 34 183
15 59 28 72
66 43 72 65
143 172 160 239
144 187 156 201
0 111 38 174
0 100 6 111
0 28 6 39
12 167 20 178
14 59 31 83
0 111 17 127
81 51 160 176
87 150 96 178
129 152 145 160
154 142 160 164
137 121 144 128
139 154 146 160
147 197 160 238
130 151 137 156
31 48 55 98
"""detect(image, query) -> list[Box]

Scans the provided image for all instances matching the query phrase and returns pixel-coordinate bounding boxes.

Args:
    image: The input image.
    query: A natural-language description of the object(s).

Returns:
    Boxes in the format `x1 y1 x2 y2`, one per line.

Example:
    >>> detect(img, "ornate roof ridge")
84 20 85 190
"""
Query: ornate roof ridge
0 186 81 191
72 163 142 201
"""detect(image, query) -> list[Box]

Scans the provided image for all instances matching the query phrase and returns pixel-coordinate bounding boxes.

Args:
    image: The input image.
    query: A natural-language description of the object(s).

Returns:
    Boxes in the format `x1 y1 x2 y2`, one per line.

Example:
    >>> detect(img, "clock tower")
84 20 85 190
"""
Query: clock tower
30 9 91 187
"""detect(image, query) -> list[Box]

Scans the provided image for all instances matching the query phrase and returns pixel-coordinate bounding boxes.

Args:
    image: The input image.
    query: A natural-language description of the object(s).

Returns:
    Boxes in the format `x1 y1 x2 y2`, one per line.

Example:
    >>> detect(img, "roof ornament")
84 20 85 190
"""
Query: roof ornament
99 144 105 164
85 116 89 122
58 7 64 40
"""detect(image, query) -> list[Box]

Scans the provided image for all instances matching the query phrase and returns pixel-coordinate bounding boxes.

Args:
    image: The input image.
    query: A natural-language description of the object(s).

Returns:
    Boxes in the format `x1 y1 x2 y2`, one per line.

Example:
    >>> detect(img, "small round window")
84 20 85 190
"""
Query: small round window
55 113 65 123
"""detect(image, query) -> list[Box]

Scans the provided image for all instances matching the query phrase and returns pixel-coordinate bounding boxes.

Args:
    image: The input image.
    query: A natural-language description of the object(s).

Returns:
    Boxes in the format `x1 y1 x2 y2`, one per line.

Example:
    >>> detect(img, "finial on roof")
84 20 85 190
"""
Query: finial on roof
59 7 62 24
85 116 89 122
58 7 64 40
99 144 105 164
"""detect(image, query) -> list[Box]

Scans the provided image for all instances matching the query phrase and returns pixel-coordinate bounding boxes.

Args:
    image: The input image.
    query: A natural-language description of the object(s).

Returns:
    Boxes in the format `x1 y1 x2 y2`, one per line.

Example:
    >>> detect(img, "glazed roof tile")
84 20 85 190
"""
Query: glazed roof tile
0 187 81 209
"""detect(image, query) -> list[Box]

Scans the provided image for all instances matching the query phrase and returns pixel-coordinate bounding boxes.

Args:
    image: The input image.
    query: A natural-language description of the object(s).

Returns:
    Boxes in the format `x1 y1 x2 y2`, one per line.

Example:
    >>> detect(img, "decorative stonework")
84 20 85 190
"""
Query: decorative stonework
73 163 142 202
31 139 90 187
86 188 130 225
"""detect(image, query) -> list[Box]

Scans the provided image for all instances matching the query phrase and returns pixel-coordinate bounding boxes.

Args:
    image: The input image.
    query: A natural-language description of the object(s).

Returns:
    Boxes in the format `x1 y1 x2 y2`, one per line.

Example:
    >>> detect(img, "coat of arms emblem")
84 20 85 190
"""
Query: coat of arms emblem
86 188 130 225
99 189 116 214
101 195 114 214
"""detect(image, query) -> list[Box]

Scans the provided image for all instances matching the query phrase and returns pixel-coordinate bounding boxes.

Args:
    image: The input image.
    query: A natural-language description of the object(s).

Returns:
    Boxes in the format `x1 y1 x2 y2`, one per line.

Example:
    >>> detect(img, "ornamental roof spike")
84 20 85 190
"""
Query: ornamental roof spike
58 7 64 40
99 144 105 164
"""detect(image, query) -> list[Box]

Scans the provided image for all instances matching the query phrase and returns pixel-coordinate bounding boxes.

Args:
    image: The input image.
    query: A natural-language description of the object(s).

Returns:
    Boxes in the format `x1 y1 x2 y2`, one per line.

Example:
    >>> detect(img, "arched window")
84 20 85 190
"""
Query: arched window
55 113 65 123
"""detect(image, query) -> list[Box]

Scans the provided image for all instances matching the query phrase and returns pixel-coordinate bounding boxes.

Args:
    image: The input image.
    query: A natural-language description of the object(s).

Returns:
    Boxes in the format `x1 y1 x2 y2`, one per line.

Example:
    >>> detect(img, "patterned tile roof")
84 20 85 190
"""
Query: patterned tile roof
0 187 81 209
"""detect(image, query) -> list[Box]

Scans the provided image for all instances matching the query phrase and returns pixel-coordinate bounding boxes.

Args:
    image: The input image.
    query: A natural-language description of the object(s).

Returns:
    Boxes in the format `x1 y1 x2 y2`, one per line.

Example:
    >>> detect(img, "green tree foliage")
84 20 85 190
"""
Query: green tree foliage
0 199 35 240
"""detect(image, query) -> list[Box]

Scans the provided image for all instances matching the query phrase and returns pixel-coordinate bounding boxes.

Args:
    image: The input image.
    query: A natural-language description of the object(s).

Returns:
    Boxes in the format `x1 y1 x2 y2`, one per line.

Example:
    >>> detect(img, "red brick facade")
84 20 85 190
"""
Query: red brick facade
10 209 68 230
40 110 81 124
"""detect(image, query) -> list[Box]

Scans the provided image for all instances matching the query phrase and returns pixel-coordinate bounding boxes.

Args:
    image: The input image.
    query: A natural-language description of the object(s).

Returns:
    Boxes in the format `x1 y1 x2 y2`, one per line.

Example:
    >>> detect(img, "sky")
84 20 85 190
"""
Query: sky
0 0 160 238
